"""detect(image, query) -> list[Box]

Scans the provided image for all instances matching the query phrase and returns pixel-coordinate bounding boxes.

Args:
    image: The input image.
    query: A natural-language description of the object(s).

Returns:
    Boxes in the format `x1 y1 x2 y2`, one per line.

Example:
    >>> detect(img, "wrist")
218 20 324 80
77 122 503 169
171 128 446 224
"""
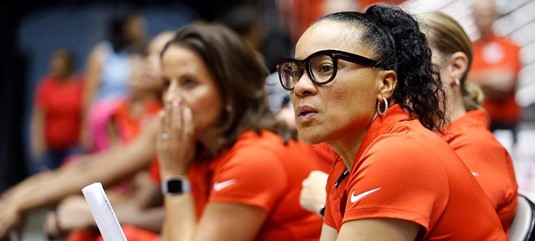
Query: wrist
160 166 188 178
318 204 325 217
161 176 191 196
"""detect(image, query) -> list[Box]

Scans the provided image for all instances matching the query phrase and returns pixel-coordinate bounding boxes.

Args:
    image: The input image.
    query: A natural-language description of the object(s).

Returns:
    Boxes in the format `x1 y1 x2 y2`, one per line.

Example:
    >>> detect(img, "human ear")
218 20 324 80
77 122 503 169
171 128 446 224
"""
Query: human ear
377 69 397 100
446 52 468 86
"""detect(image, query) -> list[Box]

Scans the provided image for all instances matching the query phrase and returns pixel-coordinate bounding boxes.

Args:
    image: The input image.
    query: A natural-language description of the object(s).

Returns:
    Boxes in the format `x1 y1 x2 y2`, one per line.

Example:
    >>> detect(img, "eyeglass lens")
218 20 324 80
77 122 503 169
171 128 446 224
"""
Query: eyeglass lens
279 54 335 89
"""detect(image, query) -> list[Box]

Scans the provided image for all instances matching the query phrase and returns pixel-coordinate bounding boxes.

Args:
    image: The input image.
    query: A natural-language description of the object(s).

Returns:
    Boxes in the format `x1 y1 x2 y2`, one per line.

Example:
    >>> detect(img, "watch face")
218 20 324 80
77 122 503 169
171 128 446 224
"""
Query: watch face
167 179 183 193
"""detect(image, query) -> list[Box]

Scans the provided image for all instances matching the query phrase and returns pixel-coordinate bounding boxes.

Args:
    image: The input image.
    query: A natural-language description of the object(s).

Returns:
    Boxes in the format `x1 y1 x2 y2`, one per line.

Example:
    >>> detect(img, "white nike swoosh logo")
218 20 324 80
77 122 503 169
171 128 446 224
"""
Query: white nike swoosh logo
213 179 237 192
350 187 381 203
471 171 480 176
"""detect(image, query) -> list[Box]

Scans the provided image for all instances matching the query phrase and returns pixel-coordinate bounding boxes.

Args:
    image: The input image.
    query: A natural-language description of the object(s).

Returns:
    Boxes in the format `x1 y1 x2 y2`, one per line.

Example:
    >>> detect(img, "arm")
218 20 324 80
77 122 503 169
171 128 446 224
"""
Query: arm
319 223 338 241
0 118 159 238
49 182 164 235
162 193 267 241
160 192 196 241
157 100 198 240
157 102 269 241
336 218 420 241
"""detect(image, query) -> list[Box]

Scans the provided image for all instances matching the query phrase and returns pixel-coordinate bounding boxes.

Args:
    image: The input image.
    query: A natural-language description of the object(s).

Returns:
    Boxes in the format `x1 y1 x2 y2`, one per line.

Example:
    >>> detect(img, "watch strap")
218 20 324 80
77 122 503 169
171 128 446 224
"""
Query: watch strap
161 177 190 195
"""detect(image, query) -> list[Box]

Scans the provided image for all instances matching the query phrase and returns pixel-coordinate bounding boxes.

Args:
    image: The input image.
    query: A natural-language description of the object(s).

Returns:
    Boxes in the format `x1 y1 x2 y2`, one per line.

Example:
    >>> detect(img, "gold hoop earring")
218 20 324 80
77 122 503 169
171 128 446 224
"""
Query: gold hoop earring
376 97 388 116
451 79 460 87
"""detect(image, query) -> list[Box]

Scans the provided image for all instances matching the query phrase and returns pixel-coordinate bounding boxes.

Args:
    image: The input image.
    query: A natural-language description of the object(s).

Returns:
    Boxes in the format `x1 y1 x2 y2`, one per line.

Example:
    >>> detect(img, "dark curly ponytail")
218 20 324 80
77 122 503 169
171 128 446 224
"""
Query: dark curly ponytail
365 5 447 131
316 5 447 131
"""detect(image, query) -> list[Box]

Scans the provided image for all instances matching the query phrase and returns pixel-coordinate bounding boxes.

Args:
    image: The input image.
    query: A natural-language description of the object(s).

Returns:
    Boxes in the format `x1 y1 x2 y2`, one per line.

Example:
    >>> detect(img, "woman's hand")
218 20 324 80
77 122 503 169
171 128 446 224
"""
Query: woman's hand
0 199 24 240
300 171 328 215
44 195 95 239
157 100 196 178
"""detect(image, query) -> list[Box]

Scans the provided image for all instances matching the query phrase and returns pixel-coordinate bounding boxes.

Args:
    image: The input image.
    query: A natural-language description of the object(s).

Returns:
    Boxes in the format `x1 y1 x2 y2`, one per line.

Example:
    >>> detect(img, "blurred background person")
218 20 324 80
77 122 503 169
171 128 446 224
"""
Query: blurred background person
30 47 84 172
467 0 523 144
44 31 173 241
417 11 518 233
82 10 148 153
0 31 173 241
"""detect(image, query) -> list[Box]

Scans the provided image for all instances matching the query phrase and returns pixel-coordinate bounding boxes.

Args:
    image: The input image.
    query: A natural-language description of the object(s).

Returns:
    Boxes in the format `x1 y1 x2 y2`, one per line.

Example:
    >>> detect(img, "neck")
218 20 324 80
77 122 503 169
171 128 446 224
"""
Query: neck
55 73 72 82
478 30 494 42
198 129 226 157
331 114 377 170
446 90 467 122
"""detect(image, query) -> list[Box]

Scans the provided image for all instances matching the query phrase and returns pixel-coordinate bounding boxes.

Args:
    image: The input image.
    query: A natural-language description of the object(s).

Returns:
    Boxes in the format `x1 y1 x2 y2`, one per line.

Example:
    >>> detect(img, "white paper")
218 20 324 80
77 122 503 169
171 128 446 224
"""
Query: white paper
82 182 127 241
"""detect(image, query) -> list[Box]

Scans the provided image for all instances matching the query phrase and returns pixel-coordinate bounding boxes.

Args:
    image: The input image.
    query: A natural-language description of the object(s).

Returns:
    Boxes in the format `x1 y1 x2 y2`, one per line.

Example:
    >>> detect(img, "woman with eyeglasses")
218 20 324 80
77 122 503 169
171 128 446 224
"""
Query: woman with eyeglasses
277 4 507 241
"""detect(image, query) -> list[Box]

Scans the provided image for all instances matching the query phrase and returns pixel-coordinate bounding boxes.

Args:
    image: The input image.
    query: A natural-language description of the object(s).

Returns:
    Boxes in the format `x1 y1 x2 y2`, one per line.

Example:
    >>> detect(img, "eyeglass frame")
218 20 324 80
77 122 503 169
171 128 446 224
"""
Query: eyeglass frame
275 49 385 91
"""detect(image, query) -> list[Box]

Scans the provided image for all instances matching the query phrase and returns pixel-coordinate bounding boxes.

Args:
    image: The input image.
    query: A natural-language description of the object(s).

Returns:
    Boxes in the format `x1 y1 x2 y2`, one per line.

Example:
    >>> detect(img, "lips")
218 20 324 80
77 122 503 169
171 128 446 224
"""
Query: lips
296 105 318 122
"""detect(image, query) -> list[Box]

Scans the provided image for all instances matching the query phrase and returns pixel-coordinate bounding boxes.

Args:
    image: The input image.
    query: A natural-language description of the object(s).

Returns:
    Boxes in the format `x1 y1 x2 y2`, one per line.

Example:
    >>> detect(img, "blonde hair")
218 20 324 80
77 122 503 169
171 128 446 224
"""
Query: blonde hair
417 11 483 110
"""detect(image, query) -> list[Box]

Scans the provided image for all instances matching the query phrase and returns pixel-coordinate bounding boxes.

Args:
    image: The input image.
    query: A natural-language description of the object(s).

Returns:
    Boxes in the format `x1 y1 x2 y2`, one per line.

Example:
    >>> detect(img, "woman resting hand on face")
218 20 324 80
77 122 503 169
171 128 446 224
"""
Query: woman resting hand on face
155 22 330 241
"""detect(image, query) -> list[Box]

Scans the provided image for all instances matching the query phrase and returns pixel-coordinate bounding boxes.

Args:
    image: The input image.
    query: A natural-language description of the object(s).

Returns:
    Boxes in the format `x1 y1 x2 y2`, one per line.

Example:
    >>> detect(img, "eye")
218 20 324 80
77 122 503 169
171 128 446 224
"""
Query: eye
180 78 198 89
161 78 171 89
310 55 334 77
317 64 334 74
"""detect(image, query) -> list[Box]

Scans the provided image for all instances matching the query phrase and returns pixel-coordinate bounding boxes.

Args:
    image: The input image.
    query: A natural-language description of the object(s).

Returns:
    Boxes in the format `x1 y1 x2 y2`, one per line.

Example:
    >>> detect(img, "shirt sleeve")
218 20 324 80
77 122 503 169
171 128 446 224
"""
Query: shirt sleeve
208 145 287 213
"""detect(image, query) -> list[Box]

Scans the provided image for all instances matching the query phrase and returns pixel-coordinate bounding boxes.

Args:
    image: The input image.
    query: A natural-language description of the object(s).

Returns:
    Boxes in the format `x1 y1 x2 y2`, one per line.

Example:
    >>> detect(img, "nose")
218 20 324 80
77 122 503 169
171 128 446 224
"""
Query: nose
293 72 317 97
163 80 179 103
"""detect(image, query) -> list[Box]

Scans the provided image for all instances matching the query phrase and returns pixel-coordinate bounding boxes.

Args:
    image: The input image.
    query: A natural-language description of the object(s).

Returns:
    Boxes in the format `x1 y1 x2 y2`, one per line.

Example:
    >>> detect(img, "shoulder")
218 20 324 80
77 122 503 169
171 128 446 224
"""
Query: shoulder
364 122 456 170
496 35 521 48
88 41 111 61
224 131 286 169
38 75 54 86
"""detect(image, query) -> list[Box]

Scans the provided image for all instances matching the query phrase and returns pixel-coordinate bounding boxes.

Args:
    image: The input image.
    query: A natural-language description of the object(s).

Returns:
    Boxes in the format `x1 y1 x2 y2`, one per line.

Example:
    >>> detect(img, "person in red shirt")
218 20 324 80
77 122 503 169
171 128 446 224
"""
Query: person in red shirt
277 5 507 240
467 0 523 144
302 11 520 235
155 22 324 241
417 11 518 233
31 48 84 170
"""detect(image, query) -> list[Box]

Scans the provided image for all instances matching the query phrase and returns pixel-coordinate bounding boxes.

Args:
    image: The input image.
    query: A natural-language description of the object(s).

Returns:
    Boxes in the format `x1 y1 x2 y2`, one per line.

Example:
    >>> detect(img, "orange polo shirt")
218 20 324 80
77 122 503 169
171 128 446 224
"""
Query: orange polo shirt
112 99 161 143
324 105 507 240
443 108 518 232
150 130 325 241
322 155 348 230
470 34 522 124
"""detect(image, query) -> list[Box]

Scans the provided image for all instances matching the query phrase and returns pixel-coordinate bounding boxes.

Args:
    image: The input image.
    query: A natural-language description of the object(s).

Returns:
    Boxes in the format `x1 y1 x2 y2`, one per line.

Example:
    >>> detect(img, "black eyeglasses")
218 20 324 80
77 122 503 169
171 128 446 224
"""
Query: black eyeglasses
276 49 383 91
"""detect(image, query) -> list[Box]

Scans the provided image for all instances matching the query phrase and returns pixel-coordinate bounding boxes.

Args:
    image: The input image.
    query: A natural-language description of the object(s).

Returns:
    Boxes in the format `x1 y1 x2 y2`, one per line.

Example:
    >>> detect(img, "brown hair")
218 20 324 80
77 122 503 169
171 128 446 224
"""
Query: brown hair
161 22 294 153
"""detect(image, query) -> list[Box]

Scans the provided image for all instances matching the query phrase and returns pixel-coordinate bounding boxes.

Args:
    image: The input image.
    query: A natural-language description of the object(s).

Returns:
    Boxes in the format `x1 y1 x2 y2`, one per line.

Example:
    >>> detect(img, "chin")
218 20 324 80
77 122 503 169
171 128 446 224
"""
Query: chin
296 128 326 145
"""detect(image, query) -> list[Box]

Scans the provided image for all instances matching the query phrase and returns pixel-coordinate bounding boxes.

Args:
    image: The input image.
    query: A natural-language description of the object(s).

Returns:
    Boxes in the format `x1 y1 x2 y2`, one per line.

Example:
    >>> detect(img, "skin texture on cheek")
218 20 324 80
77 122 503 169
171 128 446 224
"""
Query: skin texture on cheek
161 46 224 137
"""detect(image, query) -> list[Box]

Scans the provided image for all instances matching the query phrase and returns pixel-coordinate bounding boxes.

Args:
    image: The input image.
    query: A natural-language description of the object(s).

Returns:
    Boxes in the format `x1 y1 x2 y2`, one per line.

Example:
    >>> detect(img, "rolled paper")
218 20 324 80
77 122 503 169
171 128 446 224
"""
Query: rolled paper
82 182 127 241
